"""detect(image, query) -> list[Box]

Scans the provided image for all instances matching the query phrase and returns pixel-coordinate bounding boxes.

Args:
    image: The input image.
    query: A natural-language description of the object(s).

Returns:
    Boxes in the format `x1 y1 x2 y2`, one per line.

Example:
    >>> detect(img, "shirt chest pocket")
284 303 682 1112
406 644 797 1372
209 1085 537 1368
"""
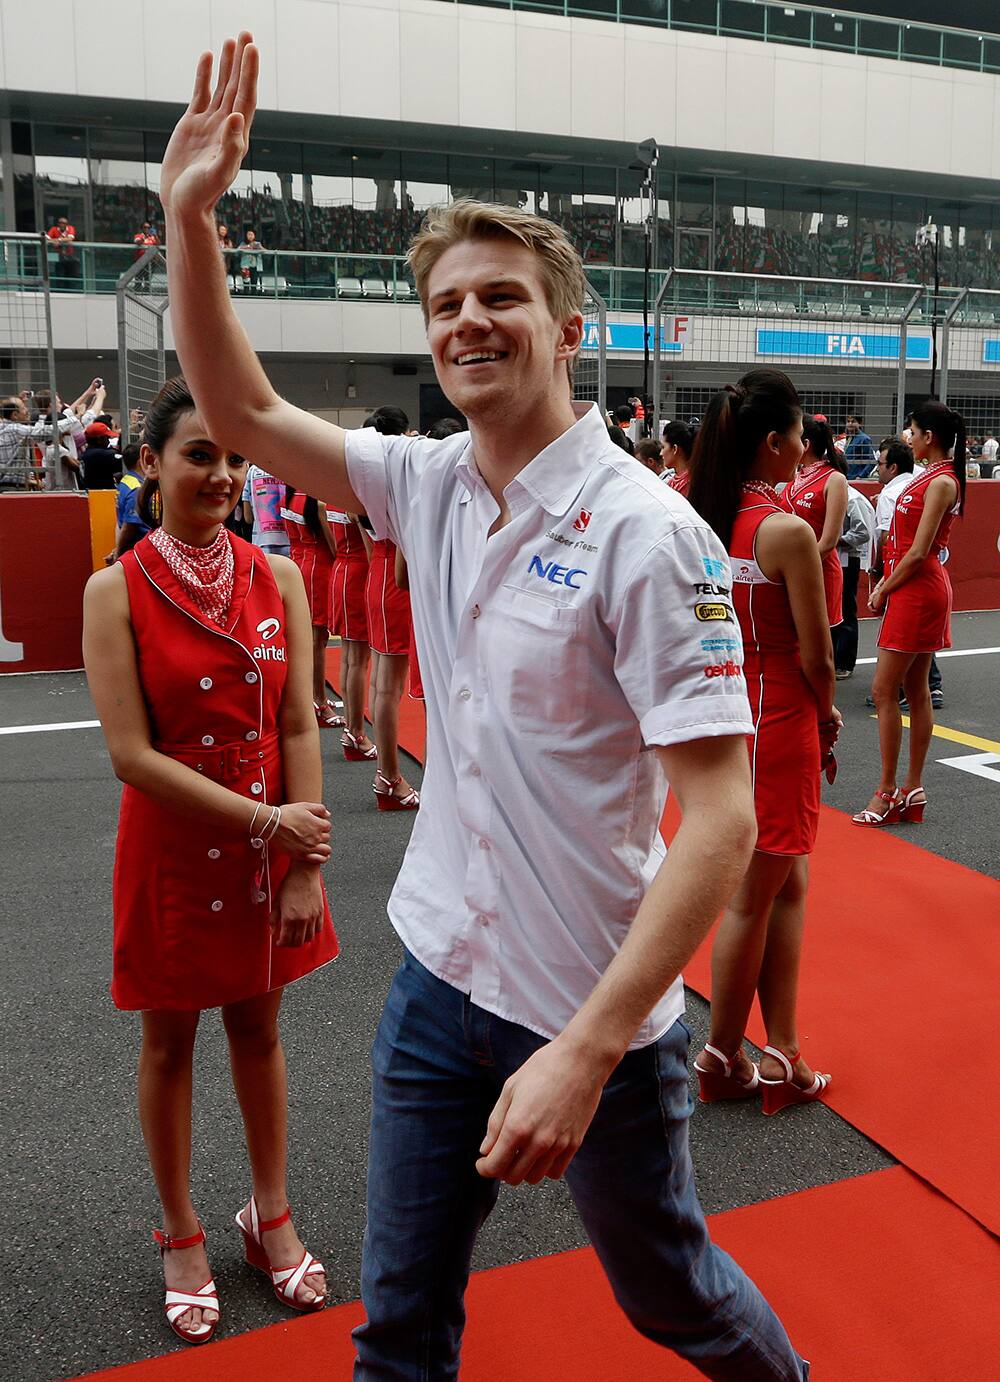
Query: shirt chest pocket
487 586 588 735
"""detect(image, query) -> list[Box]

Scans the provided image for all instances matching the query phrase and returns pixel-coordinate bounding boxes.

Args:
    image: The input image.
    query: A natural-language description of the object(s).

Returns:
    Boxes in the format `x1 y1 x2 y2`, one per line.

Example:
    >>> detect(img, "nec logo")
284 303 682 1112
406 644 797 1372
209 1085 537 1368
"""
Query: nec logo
528 555 588 589
572 509 592 533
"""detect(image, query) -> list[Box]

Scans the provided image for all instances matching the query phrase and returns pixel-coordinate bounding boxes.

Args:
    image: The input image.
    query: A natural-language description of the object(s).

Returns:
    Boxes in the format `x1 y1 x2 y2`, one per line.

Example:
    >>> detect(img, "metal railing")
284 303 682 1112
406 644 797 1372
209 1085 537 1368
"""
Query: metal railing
450 1 1000 75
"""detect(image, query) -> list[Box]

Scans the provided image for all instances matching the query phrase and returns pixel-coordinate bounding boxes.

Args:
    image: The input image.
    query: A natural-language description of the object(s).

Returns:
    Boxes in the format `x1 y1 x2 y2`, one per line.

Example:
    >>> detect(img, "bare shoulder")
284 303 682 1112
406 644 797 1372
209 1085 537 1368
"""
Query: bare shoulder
264 551 303 593
85 560 128 609
756 510 816 560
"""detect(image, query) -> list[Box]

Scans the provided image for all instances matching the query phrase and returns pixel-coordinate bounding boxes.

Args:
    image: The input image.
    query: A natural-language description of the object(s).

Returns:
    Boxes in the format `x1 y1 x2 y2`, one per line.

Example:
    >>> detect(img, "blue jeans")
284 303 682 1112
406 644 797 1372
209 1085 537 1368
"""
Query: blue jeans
353 952 809 1381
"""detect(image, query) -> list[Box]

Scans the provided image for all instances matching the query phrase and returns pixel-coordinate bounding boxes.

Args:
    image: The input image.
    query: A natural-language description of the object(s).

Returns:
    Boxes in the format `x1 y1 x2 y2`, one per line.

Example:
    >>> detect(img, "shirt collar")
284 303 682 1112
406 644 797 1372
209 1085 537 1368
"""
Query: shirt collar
454 402 607 516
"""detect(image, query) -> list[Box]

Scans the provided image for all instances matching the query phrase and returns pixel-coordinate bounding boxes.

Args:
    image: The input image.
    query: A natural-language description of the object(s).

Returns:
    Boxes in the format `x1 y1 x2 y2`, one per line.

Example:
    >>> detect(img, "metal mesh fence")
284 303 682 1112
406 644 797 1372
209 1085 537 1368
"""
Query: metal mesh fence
116 248 168 445
939 289 1000 458
653 271 933 467
574 277 607 415
0 233 60 489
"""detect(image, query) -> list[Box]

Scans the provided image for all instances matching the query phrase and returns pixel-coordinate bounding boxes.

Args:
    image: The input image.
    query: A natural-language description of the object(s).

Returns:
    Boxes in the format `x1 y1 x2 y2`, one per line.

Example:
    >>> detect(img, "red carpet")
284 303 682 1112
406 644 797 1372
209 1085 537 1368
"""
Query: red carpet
327 644 1000 1235
81 1167 1000 1381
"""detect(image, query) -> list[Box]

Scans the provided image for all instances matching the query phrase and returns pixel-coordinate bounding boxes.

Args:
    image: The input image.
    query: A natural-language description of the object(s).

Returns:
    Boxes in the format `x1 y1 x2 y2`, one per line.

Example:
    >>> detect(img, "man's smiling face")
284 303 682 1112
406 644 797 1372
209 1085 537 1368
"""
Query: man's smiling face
424 238 580 423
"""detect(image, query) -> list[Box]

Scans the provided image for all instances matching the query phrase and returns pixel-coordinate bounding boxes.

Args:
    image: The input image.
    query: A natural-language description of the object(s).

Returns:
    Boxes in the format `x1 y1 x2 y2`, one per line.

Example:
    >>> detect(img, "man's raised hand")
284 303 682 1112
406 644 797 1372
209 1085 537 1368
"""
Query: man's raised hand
160 33 259 218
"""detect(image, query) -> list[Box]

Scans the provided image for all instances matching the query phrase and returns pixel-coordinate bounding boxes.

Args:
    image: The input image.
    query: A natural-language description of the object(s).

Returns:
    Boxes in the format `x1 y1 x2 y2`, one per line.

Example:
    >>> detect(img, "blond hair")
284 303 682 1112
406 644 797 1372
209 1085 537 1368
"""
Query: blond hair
408 200 586 329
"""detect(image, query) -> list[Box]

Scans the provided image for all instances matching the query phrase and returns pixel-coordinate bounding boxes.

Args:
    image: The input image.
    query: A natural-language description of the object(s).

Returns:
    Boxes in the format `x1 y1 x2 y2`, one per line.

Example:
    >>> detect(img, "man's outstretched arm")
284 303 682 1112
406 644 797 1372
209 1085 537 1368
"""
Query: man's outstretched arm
160 32 359 508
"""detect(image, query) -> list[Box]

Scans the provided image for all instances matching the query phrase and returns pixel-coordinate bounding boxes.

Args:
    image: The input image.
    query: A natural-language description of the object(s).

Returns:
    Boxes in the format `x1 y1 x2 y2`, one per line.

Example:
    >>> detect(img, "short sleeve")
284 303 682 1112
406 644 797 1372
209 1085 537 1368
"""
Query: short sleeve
118 485 141 527
343 428 410 543
613 523 754 748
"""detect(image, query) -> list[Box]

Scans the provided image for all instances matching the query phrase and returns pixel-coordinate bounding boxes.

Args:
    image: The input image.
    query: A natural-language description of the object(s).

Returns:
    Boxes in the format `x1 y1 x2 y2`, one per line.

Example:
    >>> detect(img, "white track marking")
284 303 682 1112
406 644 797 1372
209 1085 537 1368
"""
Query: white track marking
936 751 1000 785
0 719 101 736
854 645 1000 666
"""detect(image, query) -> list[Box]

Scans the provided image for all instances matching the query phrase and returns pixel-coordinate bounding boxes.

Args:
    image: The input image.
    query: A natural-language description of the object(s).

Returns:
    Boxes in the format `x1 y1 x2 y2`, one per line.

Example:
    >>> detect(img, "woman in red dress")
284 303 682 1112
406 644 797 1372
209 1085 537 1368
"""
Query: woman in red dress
663 419 695 493
328 506 376 761
854 401 965 827
686 370 839 1115
83 379 337 1344
281 487 342 730
778 415 849 629
361 407 419 811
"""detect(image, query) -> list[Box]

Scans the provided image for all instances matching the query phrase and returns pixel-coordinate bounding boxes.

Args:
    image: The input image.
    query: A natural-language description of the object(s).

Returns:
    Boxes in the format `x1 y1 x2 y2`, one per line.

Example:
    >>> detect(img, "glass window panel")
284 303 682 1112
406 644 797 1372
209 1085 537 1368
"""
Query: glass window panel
813 13 857 53
714 177 745 273
668 0 716 33
890 195 923 283
765 5 811 47
621 0 676 25
351 147 402 258
301 143 354 252
581 165 616 265
618 167 646 271
247 139 304 251
677 175 712 229
855 190 892 281
33 124 89 239
567 0 617 15
901 25 942 65
858 19 899 58
983 38 1000 73
777 183 823 279
817 189 858 279
942 32 984 71
88 127 151 245
720 0 763 37
401 149 449 251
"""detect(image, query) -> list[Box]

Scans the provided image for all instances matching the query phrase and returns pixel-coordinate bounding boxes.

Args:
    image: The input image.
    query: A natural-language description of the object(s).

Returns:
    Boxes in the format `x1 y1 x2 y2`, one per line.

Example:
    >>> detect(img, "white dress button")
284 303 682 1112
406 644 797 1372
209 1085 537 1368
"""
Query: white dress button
250 782 263 795
207 848 221 860
251 838 264 850
199 677 213 690
201 735 215 746
458 687 472 701
211 900 223 912
254 890 267 904
245 730 258 742
245 671 259 684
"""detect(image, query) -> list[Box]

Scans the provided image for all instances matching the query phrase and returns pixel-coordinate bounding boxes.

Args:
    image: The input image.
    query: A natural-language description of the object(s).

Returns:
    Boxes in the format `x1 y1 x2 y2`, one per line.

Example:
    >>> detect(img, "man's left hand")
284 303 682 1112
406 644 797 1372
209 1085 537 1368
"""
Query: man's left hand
476 1038 608 1186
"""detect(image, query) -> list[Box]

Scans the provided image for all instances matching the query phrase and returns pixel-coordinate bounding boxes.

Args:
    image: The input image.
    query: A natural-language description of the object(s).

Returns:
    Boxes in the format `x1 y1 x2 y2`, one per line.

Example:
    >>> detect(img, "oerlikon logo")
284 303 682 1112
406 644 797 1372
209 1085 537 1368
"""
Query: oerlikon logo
256 618 280 641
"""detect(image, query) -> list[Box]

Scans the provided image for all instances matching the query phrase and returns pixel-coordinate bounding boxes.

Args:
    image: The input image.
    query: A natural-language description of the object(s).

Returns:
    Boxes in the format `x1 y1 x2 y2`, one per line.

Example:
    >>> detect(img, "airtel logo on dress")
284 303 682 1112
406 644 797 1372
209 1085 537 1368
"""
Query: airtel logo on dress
253 616 286 660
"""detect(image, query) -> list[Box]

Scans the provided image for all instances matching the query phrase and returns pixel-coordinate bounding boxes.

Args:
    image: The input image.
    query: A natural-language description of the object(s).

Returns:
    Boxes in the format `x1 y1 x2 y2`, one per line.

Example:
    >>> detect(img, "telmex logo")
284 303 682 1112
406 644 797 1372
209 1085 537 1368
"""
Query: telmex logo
528 555 587 589
256 617 280 641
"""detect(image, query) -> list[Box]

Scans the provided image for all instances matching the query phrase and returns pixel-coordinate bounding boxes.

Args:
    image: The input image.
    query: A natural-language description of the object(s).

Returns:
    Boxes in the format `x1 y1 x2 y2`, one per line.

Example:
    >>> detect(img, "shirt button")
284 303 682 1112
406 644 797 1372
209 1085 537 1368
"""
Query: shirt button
471 604 481 618
470 764 481 777
250 782 263 795
245 730 258 742
458 687 472 701
199 677 213 690
245 671 258 684
211 900 224 912
479 838 490 850
201 735 215 746
477 913 489 927
207 848 221 860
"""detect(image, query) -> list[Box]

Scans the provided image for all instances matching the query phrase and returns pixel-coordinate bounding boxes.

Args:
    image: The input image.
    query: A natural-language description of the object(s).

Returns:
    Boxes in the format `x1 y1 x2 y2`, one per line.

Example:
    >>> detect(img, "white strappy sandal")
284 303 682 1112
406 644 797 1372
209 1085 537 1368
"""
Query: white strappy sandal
236 1197 326 1312
693 1042 760 1103
759 1046 831 1116
152 1223 219 1345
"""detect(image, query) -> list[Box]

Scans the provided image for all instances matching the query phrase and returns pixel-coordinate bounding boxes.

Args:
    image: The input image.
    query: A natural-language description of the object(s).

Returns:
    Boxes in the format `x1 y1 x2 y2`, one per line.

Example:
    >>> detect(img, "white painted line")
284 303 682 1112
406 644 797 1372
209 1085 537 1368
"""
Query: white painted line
0 719 101 736
854 646 1000 666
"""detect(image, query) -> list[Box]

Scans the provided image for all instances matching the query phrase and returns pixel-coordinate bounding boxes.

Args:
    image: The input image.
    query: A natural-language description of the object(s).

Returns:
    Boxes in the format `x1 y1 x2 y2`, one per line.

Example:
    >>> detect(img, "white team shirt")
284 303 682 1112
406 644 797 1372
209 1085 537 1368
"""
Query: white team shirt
875 471 913 534
345 402 753 1048
982 437 998 464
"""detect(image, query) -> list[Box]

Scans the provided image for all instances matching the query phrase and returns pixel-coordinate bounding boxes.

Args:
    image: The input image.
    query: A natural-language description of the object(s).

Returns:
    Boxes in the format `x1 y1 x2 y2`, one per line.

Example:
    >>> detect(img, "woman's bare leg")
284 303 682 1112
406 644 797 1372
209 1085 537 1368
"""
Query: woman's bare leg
311 624 330 707
901 652 934 794
861 649 915 815
223 989 325 1304
372 651 416 800
756 856 823 1086
343 638 373 747
139 1009 216 1332
700 851 793 1080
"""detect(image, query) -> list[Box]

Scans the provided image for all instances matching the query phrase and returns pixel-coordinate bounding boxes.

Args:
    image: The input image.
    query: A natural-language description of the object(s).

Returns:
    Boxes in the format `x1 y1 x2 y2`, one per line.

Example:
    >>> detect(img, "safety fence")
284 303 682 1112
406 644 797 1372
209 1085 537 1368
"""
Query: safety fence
650 270 1000 447
573 278 608 416
116 249 169 446
0 232 61 489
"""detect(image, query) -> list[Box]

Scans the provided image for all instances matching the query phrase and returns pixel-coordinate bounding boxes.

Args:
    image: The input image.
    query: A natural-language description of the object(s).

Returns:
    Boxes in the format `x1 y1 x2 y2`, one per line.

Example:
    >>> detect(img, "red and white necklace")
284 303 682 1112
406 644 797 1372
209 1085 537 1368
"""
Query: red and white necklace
149 525 234 627
743 479 781 502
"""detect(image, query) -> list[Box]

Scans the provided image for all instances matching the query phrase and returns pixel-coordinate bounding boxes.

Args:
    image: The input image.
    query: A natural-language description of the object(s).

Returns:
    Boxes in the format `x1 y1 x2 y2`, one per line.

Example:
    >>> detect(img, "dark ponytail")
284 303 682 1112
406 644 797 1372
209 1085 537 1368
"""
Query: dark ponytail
284 484 325 541
687 368 802 550
801 414 846 475
910 399 967 515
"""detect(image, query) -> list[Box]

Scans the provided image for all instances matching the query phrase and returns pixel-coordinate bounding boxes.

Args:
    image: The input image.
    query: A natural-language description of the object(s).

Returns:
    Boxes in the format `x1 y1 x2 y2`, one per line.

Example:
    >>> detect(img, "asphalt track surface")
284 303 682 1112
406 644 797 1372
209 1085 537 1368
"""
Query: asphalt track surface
2 610 998 1380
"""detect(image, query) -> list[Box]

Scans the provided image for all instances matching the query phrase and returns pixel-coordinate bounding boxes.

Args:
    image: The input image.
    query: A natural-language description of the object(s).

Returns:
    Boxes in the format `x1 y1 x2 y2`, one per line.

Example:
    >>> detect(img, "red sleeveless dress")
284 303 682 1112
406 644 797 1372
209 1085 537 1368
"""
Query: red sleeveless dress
328 507 369 642
113 533 338 1010
730 489 821 857
878 463 960 653
667 470 690 495
779 464 844 627
365 538 412 657
281 491 334 628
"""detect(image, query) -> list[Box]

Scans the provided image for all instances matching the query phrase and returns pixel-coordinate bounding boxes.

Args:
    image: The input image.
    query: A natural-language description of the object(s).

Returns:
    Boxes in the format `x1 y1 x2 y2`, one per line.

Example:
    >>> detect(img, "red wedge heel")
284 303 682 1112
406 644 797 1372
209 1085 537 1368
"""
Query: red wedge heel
236 1198 326 1313
373 770 419 811
851 787 902 827
342 729 377 761
898 788 927 823
693 1043 760 1103
759 1046 831 1116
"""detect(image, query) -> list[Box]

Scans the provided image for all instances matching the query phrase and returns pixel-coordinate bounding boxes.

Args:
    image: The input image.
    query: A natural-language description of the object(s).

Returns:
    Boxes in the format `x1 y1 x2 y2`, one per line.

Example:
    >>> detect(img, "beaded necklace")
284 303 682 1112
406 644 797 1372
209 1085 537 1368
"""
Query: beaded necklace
149 525 234 627
742 479 781 503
